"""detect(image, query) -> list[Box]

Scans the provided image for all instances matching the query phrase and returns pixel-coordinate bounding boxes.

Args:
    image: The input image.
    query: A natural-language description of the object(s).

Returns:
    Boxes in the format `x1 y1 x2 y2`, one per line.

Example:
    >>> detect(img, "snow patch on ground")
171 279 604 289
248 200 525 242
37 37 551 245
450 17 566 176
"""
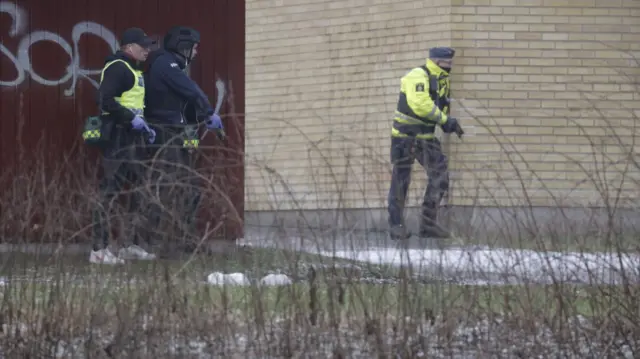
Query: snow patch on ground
319 247 640 284
206 272 293 286
206 272 249 286
237 235 640 285
259 273 293 286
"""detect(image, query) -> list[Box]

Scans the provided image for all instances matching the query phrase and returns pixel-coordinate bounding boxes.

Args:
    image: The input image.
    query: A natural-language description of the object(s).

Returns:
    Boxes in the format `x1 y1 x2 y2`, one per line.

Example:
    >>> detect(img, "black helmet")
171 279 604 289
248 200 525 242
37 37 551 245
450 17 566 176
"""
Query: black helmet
163 26 200 61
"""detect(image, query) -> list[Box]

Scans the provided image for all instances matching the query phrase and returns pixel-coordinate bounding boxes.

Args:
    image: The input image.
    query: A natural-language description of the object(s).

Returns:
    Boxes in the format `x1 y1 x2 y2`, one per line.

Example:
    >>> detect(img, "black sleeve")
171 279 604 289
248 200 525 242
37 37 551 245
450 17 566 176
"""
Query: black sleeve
155 56 214 116
97 62 136 123
190 83 215 118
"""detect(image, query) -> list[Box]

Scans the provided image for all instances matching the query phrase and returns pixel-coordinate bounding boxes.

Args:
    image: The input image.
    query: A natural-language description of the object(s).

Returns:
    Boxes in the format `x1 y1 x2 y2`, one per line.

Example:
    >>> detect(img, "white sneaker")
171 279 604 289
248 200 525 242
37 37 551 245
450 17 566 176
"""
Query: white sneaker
118 245 157 260
89 248 125 265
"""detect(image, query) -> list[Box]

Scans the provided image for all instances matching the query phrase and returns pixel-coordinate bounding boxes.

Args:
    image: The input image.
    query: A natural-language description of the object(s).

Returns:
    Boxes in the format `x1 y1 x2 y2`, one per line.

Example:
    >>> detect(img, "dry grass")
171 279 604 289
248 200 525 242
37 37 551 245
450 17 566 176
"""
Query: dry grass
2 262 638 358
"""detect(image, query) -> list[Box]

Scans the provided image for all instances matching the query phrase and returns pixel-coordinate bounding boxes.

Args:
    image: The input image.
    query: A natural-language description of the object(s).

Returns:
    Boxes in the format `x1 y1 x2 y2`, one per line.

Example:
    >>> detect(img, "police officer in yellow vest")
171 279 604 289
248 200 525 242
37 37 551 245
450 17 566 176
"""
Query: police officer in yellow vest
387 47 464 240
89 28 158 265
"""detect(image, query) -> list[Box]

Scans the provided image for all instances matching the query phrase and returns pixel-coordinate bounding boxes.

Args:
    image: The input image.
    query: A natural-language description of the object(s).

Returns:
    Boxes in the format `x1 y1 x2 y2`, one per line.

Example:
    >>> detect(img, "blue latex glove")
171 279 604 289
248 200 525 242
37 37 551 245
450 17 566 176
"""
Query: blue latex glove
147 128 156 144
131 115 148 131
205 114 223 130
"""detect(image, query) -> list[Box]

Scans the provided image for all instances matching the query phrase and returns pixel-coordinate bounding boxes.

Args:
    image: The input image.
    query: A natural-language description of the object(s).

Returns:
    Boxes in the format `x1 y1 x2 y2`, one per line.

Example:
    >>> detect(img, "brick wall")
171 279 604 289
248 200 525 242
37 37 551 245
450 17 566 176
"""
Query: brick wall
245 0 640 212
449 0 640 209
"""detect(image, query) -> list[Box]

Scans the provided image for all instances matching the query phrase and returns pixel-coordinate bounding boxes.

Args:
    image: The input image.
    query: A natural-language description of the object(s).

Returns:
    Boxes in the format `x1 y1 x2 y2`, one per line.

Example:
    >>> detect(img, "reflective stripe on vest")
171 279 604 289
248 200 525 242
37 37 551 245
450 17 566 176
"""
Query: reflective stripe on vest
99 59 145 113
394 111 426 125
391 121 435 140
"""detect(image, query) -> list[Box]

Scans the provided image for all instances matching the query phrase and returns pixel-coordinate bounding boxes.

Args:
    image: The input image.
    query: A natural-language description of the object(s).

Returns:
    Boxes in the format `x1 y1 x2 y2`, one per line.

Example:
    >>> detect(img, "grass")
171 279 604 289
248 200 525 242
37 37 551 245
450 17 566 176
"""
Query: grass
3 265 637 358
1 232 639 356
2 278 626 320
0 246 367 281
2 245 635 329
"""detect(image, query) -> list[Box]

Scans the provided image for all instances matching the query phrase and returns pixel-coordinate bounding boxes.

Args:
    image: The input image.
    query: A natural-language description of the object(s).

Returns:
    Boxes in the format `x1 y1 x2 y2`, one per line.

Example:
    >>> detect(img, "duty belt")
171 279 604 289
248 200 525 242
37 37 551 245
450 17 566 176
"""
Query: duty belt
393 119 435 136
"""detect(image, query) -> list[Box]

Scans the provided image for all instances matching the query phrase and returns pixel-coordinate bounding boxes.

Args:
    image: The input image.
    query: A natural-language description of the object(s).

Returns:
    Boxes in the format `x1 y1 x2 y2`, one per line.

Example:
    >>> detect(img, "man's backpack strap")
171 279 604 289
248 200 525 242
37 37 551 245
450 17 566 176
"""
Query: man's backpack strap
420 65 439 99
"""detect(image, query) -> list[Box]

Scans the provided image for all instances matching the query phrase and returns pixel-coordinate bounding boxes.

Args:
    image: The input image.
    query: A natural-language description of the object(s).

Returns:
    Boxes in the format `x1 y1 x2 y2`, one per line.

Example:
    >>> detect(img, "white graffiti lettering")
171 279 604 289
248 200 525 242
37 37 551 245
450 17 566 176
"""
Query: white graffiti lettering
0 1 119 96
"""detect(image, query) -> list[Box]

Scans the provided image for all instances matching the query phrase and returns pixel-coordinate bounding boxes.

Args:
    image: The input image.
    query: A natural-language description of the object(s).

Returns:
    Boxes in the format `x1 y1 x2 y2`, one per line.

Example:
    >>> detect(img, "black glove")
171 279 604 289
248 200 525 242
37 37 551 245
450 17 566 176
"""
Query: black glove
442 117 464 139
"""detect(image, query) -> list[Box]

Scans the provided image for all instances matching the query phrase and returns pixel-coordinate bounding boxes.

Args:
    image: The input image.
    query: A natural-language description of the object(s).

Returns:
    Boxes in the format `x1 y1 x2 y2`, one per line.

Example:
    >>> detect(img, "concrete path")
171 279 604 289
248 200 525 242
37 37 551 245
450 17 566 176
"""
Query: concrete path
240 226 640 285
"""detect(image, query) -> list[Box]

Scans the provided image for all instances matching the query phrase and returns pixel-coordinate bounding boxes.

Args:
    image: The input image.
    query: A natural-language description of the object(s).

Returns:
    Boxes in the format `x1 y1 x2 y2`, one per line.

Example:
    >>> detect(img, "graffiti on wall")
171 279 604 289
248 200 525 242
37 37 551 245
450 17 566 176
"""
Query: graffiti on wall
0 1 119 96
1 1 229 110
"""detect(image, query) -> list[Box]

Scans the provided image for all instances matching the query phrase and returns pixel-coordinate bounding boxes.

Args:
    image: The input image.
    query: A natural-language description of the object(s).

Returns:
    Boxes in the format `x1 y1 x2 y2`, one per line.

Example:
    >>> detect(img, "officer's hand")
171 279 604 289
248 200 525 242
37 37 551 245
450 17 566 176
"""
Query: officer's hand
147 128 156 144
454 122 464 139
441 117 458 133
205 114 223 130
442 117 464 139
131 115 148 131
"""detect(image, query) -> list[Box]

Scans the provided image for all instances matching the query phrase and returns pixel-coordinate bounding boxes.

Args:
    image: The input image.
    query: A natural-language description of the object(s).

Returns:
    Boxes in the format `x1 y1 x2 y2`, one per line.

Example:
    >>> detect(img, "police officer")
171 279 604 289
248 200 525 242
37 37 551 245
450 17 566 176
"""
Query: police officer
387 47 464 240
90 27 158 264
143 26 224 252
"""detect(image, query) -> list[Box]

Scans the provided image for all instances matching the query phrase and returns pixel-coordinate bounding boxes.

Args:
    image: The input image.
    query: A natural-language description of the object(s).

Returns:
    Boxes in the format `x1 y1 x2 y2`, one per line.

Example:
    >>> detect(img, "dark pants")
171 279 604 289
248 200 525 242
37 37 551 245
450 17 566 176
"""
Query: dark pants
146 124 201 245
92 126 148 251
387 137 449 230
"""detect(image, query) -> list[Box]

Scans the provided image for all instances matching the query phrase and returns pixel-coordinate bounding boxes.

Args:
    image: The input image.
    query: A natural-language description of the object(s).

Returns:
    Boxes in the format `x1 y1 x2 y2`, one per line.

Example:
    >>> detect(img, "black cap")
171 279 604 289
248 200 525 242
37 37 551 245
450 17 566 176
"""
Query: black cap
120 27 155 48
429 47 455 59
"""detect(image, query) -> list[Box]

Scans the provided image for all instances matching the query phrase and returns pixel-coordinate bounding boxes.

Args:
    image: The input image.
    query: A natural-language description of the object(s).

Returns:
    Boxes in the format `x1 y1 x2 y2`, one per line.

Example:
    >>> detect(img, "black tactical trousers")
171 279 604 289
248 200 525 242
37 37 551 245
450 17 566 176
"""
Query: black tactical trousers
145 125 201 246
92 126 148 251
387 137 450 231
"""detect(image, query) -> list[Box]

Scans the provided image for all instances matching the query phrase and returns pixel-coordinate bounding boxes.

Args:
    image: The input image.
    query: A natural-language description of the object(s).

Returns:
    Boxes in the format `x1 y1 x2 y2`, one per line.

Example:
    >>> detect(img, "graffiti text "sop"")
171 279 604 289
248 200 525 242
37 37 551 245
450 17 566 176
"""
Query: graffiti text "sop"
0 1 119 97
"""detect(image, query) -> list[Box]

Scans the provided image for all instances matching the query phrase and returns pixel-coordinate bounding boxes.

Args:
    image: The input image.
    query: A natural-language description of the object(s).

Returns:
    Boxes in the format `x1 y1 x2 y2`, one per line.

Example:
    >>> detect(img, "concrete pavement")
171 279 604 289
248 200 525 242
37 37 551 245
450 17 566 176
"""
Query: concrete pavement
240 225 640 285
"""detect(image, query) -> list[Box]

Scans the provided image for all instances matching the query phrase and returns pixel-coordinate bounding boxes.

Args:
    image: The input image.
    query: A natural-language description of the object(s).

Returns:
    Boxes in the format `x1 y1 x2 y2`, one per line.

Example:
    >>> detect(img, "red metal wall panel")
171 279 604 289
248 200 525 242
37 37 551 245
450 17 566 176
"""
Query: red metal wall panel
0 0 245 240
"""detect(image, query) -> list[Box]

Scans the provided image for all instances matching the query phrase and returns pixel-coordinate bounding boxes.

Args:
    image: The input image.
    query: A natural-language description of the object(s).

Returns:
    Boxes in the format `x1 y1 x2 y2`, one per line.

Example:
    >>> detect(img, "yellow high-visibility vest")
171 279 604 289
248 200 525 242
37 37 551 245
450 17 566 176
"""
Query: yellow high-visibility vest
391 59 450 139
99 59 145 113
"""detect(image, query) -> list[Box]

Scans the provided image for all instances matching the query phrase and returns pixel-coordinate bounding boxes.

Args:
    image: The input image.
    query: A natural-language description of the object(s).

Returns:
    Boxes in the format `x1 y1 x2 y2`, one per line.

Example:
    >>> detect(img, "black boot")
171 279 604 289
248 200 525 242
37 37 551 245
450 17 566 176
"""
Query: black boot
419 224 451 239
419 207 450 239
389 224 412 240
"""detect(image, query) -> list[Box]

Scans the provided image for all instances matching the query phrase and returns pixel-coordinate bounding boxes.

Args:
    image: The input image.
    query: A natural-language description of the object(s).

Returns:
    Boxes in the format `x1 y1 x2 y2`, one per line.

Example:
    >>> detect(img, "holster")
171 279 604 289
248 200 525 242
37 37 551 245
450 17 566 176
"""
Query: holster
182 124 199 148
82 115 115 147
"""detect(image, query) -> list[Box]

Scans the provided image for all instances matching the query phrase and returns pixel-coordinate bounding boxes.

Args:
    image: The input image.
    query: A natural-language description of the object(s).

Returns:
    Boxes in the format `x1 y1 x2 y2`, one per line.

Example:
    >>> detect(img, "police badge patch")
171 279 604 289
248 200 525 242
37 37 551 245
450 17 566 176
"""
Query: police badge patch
415 83 425 92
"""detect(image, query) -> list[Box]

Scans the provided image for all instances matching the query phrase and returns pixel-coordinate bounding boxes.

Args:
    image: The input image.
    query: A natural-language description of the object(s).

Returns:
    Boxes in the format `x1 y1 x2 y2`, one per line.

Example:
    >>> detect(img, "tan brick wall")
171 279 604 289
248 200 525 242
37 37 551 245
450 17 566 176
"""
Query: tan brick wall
245 0 640 211
449 0 640 208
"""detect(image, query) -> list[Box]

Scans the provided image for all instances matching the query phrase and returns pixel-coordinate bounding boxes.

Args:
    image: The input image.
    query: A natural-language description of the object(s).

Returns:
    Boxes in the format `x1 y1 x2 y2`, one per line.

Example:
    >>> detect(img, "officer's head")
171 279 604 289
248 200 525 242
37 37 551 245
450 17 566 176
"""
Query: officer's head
429 47 456 73
163 26 201 64
120 27 155 61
